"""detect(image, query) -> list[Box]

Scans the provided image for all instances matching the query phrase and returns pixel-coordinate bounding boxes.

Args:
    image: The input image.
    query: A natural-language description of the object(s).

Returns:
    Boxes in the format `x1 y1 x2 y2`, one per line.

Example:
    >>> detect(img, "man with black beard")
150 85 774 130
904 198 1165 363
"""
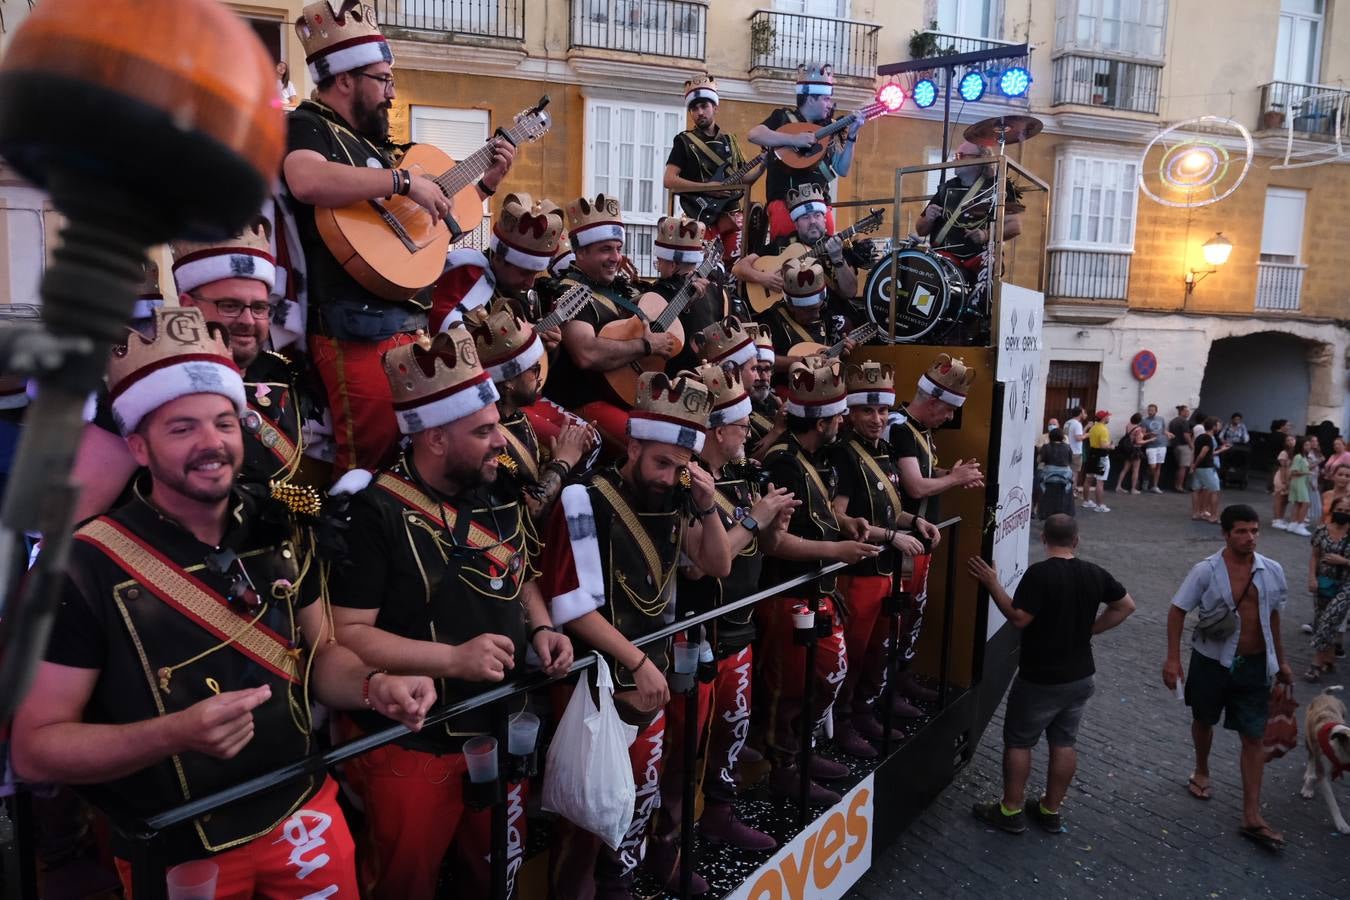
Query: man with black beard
329 326 572 899
916 140 1023 283
744 323 785 458
11 308 434 897
282 1 515 474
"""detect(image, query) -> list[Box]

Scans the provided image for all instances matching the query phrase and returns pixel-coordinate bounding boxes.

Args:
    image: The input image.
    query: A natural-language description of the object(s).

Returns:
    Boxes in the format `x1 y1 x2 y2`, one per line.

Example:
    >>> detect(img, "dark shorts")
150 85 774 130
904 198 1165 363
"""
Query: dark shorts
1003 674 1095 748
1185 649 1271 738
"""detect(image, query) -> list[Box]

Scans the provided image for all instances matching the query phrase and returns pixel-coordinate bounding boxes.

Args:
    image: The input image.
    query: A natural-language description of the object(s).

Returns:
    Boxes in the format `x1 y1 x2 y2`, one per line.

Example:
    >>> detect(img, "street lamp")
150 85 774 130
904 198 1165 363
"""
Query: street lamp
1185 232 1233 294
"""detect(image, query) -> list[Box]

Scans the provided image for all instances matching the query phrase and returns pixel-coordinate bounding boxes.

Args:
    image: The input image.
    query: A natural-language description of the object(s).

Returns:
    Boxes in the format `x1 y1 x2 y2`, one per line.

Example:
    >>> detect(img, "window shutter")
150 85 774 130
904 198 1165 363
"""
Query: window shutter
410 106 492 250
1260 187 1306 261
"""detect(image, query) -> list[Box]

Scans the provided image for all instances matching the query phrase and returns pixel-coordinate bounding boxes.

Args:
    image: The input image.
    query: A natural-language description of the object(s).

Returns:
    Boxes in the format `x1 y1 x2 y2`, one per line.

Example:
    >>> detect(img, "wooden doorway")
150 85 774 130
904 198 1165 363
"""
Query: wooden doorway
1044 360 1100 425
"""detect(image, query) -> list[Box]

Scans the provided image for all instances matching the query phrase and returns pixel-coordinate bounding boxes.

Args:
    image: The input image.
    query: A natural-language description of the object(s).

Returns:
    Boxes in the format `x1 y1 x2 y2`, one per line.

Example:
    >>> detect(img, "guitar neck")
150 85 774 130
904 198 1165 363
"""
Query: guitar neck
726 150 769 182
811 222 861 256
653 254 719 331
537 287 587 331
826 326 876 358
433 121 531 196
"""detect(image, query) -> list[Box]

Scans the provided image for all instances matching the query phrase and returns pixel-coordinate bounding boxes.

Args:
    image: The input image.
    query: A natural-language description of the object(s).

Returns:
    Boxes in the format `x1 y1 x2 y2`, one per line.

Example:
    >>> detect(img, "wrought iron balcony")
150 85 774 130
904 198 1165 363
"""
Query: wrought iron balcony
376 0 525 42
1047 249 1131 301
749 9 880 81
1258 81 1350 140
1255 261 1304 311
570 0 707 61
1052 54 1161 114
908 29 1022 60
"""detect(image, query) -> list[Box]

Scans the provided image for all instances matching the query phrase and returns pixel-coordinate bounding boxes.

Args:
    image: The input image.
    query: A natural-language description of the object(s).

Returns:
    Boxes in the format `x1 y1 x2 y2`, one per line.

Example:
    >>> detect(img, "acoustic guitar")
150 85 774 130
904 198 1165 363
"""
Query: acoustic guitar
599 242 724 406
317 97 552 303
771 101 891 170
743 208 885 313
679 150 769 225
785 323 878 362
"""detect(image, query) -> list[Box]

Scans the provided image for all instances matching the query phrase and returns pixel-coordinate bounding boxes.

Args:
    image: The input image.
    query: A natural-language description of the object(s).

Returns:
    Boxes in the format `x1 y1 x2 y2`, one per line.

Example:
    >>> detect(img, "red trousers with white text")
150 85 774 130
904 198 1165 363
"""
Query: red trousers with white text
863 553 932 705
756 595 847 759
309 333 417 473
654 677 715 842
115 778 357 899
704 645 756 802
837 574 892 714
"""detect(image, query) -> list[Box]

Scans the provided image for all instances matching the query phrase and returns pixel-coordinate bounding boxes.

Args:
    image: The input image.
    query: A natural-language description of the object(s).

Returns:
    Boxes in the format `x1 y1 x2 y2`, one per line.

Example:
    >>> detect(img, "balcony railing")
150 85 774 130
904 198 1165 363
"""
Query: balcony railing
376 0 525 41
1258 81 1350 140
1047 249 1130 301
1255 261 1304 311
1052 54 1161 114
569 0 707 61
749 9 880 81
910 29 1021 59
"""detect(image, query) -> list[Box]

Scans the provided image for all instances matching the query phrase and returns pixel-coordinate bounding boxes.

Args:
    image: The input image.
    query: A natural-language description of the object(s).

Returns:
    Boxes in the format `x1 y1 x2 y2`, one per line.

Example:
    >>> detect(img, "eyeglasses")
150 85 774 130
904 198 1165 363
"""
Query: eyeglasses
204 548 263 615
190 295 272 319
354 71 396 93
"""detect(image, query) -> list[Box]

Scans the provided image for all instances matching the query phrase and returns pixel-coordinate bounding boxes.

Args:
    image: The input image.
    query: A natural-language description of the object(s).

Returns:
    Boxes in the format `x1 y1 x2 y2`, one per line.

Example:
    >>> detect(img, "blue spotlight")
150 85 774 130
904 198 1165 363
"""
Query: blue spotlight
958 70 986 102
912 78 938 109
999 66 1032 98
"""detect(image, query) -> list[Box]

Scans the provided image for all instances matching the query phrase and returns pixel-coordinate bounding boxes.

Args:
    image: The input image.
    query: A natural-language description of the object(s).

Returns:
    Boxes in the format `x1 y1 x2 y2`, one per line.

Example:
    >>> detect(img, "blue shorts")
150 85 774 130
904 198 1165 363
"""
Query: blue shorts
1193 467 1220 491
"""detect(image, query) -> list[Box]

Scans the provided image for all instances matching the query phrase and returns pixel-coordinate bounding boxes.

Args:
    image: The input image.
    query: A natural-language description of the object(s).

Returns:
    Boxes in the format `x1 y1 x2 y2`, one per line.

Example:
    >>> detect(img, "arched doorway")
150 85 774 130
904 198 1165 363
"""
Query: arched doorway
1198 331 1318 432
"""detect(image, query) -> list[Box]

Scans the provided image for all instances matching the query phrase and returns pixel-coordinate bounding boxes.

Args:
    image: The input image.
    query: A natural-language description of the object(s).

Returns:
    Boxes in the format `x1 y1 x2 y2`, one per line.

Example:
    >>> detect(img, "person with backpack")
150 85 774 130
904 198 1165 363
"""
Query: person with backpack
1114 412 1151 495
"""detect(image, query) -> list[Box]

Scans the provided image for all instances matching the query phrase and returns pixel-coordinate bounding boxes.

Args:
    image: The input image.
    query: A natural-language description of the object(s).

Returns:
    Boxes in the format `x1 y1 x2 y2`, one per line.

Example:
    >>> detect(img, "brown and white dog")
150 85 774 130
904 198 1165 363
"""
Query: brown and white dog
1300 686 1350 834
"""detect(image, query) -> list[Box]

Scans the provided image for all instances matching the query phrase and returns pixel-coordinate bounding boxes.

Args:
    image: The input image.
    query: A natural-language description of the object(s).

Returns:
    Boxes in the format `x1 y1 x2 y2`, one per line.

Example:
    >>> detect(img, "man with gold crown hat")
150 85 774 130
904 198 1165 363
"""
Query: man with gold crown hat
744 254 858 383
537 369 731 899
282 1 515 473
758 356 883 805
742 322 785 458
664 73 763 260
646 214 725 375
884 353 985 709
470 297 597 523
747 62 862 239
326 325 572 899
829 362 941 752
10 307 435 899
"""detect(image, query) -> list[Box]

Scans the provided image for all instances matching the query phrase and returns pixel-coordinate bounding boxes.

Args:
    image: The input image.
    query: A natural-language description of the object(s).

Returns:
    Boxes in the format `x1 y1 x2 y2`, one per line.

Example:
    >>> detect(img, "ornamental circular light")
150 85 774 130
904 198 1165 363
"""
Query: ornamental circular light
876 81 906 112
958 70 986 102
998 66 1031 98
912 78 938 109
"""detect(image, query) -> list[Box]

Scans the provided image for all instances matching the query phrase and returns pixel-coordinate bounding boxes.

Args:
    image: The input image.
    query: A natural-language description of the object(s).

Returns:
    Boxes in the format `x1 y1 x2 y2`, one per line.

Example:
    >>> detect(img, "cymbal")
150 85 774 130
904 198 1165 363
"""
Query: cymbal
964 115 1043 146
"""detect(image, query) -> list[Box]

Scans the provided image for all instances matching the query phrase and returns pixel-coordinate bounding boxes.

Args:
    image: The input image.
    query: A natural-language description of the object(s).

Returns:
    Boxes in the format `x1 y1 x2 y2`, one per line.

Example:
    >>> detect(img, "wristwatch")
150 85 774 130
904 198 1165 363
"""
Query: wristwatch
738 514 760 534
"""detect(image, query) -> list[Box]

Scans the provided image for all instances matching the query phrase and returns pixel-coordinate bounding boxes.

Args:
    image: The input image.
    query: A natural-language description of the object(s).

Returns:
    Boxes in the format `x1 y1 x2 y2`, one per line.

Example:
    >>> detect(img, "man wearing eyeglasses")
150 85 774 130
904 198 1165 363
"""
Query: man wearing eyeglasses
916 141 1023 277
282 2 515 474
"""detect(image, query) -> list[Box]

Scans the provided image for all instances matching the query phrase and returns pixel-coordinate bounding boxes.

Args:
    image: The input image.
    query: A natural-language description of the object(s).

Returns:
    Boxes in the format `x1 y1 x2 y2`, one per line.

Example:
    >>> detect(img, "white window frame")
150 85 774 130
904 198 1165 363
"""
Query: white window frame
1054 0 1167 60
1274 0 1324 84
1258 186 1307 264
1050 146 1140 252
410 105 492 250
936 0 1000 39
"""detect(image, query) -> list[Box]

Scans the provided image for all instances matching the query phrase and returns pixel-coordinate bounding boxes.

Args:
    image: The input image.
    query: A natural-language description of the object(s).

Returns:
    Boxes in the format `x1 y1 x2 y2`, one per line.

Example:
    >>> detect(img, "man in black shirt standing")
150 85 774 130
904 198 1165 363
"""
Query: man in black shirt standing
967 515 1136 834
282 1 515 473
664 74 763 261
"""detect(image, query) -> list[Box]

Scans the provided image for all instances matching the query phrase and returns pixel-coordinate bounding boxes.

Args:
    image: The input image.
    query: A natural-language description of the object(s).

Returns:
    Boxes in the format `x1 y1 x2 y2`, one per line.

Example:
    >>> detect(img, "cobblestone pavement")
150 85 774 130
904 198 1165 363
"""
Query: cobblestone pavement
851 486 1350 900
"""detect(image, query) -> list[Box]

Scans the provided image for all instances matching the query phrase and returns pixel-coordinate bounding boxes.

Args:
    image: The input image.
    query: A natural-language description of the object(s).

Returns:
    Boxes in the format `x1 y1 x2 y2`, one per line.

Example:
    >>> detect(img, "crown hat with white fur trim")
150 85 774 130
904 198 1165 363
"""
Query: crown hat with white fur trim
684 73 720 108
786 356 847 419
796 62 835 96
470 298 545 385
295 1 393 83
384 327 500 435
171 219 276 296
696 363 751 429
132 258 164 322
548 235 575 277
917 352 976 409
747 323 775 363
699 316 756 370
654 215 706 266
107 308 246 436
782 256 828 308
628 370 712 454
846 361 896 408
786 182 829 222
491 193 564 273
566 193 626 249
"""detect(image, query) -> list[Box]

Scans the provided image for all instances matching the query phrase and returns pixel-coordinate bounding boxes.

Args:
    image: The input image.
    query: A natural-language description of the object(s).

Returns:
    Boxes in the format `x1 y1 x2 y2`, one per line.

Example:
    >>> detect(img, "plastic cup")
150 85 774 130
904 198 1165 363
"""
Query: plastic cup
463 736 499 784
698 640 714 664
792 605 815 630
673 641 700 674
508 711 541 756
166 860 219 900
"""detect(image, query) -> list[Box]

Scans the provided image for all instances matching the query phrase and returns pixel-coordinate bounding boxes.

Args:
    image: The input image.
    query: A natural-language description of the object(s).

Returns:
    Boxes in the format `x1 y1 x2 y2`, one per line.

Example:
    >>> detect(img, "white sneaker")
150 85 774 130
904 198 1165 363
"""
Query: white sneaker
1272 519 1288 530
1302 623 1315 634
1290 524 1311 536
1082 500 1099 510
1096 504 1111 513
1150 486 1163 494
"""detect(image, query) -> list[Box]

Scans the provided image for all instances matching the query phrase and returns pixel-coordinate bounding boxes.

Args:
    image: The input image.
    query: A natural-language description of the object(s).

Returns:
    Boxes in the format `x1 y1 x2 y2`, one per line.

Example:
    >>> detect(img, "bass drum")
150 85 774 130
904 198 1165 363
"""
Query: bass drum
863 249 968 343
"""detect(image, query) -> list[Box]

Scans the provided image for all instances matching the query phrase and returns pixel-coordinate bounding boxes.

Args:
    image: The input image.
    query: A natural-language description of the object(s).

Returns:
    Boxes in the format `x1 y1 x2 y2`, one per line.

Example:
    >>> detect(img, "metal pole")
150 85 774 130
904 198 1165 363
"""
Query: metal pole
941 65 955 170
878 590 900 758
797 596 819 828
678 638 699 900
938 525 960 711
491 700 509 900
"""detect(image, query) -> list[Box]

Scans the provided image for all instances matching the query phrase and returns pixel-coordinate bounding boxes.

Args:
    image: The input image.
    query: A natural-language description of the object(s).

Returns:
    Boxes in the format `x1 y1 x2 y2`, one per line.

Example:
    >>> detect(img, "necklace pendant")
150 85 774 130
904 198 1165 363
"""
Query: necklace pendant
157 666 172 694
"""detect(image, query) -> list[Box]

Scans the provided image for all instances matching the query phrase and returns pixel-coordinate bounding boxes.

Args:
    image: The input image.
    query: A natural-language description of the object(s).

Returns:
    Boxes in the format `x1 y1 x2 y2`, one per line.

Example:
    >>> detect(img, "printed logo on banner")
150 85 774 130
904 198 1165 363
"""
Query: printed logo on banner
725 775 874 900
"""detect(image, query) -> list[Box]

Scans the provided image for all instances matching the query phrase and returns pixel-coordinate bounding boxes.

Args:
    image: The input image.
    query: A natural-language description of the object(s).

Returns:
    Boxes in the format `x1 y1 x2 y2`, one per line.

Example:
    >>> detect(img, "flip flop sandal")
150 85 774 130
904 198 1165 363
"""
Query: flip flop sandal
1187 775 1211 800
1238 824 1285 851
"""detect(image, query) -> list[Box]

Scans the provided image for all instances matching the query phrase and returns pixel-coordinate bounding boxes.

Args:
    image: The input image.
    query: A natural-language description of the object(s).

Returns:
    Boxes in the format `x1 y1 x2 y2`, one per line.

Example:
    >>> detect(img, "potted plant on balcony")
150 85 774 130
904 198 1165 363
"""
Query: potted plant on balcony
1263 104 1286 130
750 16 776 59
908 21 954 60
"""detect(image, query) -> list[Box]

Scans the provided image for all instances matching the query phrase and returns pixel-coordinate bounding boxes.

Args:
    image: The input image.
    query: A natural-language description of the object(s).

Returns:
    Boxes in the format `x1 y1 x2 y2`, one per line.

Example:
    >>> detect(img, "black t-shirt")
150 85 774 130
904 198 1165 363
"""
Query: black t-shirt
1041 441 1073 467
888 406 936 517
759 107 837 206
925 175 1021 260
667 128 746 222
541 267 640 410
1194 433 1216 468
1013 557 1126 684
1168 416 1190 448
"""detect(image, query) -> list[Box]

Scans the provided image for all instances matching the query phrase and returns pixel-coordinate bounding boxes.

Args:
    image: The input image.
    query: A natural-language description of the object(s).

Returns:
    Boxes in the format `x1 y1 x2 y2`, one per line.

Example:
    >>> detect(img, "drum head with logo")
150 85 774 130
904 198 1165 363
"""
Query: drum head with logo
863 249 966 343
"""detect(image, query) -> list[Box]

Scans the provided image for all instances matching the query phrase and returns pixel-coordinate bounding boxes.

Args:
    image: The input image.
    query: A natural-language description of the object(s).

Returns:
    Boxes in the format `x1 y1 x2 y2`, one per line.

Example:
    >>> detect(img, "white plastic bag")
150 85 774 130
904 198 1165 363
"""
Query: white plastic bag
541 656 638 850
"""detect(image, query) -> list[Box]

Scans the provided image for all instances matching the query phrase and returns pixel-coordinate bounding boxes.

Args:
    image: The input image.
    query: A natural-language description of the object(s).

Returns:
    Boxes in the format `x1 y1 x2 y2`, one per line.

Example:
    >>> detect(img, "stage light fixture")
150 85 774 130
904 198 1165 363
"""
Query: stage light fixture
958 70 986 102
998 66 1031 97
876 81 906 112
912 78 938 109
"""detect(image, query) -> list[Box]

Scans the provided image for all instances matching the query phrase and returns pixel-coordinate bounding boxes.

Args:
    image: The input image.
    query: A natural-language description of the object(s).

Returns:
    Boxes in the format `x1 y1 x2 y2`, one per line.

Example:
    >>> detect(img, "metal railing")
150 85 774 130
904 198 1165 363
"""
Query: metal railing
911 29 1021 59
749 9 880 80
1258 81 1350 139
569 0 707 60
1052 54 1161 114
1255 261 1304 311
376 0 525 41
1046 248 1131 301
